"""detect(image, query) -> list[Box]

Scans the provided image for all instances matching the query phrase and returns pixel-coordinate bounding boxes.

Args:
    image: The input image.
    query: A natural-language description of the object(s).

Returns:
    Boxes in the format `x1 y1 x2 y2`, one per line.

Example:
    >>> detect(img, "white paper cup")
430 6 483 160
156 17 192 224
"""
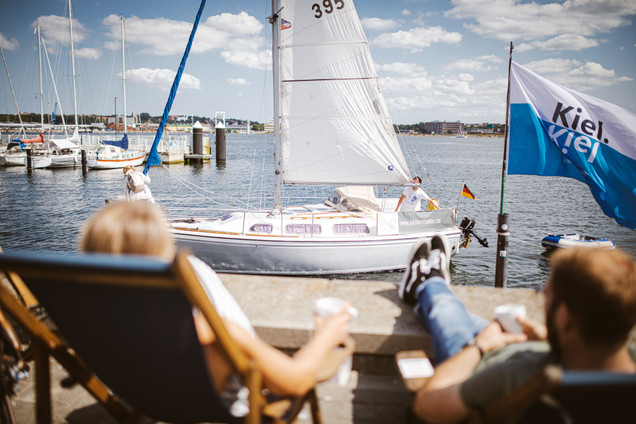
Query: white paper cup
314 297 358 320
314 297 357 386
494 303 526 334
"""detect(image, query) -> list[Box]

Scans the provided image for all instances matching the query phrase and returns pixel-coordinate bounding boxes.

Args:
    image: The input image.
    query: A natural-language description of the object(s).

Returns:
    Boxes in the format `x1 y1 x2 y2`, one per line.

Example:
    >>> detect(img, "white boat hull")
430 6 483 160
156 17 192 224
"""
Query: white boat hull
28 156 53 168
3 153 26 166
170 207 463 275
88 151 145 169
541 233 615 250
172 230 462 275
48 153 81 168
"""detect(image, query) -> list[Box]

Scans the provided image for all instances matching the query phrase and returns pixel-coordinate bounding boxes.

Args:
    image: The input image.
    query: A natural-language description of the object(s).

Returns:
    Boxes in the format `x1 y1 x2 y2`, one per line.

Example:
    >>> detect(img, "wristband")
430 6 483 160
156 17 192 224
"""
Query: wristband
464 338 485 357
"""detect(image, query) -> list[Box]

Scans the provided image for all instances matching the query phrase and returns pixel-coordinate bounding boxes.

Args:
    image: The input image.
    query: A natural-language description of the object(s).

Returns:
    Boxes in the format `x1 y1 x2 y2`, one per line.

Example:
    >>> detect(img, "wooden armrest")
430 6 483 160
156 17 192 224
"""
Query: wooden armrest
395 350 434 392
315 336 356 383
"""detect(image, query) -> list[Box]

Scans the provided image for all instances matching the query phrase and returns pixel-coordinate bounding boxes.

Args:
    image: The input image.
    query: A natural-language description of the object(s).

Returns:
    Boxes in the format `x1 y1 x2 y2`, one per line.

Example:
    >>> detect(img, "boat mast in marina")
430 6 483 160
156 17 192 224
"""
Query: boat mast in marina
121 16 128 136
68 0 80 141
0 43 26 138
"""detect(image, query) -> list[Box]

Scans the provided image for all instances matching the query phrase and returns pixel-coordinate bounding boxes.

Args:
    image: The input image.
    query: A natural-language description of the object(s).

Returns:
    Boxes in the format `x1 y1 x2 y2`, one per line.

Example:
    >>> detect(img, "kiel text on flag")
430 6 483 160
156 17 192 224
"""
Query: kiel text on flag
507 61 636 229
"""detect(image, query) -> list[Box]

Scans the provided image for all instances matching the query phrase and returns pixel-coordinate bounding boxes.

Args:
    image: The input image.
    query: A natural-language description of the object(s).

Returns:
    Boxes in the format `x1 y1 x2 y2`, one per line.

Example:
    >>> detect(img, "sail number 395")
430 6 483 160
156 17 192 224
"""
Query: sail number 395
312 0 345 19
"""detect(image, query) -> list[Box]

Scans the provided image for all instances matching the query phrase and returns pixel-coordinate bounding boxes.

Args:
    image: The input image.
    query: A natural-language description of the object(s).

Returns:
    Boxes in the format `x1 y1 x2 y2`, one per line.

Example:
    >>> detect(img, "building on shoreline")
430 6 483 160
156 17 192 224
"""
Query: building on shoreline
424 120 464 135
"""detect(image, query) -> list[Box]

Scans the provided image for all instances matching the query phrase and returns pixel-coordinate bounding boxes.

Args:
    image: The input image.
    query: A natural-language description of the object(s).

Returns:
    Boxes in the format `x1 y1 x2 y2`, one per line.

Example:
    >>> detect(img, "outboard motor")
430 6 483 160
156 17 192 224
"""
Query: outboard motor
459 217 488 248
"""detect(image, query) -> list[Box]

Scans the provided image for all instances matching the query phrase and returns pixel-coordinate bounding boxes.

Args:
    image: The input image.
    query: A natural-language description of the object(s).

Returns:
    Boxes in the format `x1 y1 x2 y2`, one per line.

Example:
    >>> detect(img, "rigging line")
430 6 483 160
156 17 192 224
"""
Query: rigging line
161 165 251 209
247 141 258 210
259 136 267 210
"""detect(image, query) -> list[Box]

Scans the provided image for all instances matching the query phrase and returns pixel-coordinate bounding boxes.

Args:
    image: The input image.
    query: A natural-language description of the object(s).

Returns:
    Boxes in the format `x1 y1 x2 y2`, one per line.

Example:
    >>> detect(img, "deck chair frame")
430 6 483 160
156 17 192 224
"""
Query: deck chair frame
0 249 344 424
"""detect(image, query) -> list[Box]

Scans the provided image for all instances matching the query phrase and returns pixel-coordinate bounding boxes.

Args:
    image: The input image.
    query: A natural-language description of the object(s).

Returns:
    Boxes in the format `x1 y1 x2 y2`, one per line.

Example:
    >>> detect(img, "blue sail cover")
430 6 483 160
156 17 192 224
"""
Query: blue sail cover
144 0 206 175
102 133 129 150
508 62 636 229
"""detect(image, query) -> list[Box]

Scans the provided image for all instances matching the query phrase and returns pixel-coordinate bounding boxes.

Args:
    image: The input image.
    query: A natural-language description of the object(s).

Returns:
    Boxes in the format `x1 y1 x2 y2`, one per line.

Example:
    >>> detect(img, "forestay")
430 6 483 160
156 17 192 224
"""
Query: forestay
278 0 410 186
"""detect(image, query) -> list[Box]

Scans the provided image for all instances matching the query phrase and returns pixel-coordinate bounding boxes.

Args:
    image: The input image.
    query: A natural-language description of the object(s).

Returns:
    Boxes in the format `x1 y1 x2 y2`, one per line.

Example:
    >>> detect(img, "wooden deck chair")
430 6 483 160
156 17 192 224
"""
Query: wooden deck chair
0 249 351 424
469 364 636 423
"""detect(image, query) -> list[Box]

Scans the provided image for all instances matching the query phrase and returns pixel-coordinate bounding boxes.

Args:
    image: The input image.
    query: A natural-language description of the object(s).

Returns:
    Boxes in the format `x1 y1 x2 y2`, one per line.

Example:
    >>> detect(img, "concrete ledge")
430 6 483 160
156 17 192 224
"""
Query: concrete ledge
219 274 546 357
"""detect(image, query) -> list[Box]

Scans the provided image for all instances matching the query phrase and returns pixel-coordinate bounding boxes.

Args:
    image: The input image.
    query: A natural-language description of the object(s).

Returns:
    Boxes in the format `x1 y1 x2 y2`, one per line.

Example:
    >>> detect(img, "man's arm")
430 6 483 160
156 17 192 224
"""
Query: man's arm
395 194 406 212
413 322 527 423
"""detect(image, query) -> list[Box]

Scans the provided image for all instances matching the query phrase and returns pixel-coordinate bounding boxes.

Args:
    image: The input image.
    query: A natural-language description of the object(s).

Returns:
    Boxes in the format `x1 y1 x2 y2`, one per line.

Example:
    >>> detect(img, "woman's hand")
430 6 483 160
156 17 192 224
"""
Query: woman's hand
517 316 547 341
313 305 352 348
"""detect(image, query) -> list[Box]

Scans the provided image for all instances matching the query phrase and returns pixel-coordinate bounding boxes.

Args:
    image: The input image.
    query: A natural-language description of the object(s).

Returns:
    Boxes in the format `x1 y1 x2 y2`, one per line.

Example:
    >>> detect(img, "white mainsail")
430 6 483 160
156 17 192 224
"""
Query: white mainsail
278 0 410 185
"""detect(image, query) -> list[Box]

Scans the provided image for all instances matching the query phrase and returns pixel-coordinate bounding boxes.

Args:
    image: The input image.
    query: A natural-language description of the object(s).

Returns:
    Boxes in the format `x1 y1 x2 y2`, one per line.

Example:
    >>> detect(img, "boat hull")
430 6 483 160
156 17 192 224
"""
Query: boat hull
541 234 615 250
88 154 145 169
172 228 462 275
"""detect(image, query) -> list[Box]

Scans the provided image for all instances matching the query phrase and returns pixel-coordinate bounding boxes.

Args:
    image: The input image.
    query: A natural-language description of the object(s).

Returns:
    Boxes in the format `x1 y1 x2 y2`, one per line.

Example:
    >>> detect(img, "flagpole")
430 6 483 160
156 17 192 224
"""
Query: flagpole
495 41 514 289
456 181 464 213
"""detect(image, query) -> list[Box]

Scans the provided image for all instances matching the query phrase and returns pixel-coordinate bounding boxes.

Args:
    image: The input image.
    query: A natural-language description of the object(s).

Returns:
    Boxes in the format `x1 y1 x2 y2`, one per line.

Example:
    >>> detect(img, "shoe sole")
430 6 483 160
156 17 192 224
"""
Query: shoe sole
430 234 450 284
399 240 430 304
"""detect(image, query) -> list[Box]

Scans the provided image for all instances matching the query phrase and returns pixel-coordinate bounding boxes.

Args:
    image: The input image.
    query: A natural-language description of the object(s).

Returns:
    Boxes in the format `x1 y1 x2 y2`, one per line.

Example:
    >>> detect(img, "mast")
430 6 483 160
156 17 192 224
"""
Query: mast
271 0 282 207
42 37 69 138
121 16 127 135
68 0 79 137
494 41 514 289
37 23 44 133
0 44 26 137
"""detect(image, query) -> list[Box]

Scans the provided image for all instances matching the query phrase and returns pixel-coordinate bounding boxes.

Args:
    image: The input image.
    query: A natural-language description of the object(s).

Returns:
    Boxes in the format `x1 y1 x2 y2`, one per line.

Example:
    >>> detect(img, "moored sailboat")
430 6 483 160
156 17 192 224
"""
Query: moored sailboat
165 0 471 275
89 16 145 170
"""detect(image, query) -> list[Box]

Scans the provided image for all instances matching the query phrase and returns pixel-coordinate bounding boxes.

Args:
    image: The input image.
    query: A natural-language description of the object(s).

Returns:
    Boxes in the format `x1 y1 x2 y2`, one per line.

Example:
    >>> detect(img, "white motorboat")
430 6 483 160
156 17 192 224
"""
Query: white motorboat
166 1 472 275
541 233 616 250
88 143 145 169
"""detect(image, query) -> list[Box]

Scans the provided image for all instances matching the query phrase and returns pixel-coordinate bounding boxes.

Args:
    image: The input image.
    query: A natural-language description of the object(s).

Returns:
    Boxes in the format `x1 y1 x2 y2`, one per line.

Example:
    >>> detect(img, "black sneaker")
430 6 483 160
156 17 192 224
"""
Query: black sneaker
399 241 430 306
427 234 451 285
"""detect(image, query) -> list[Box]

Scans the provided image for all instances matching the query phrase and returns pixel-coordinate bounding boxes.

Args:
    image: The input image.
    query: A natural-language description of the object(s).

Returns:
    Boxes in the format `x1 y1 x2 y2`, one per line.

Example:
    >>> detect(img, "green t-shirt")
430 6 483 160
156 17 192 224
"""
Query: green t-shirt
460 342 636 423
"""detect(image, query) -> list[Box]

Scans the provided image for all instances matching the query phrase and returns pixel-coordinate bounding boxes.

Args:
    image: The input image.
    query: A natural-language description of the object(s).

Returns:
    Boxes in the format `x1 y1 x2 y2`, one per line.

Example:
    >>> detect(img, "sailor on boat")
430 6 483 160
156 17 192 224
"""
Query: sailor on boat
395 176 439 212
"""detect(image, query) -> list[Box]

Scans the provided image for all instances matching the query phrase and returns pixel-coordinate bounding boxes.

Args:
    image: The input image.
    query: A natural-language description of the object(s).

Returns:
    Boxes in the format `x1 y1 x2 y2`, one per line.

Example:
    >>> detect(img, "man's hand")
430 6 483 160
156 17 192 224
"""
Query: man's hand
475 322 527 354
517 316 547 341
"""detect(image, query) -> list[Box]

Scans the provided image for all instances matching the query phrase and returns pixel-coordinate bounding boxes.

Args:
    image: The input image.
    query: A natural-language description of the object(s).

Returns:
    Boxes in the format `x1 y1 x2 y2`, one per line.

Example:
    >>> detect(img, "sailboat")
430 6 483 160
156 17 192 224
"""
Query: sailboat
89 16 145 170
28 20 82 169
167 0 469 275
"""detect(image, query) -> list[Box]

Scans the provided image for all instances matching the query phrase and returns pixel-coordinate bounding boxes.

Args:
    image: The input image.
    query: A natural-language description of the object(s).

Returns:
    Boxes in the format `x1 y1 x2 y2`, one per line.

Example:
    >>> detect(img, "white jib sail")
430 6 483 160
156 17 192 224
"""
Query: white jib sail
279 0 411 186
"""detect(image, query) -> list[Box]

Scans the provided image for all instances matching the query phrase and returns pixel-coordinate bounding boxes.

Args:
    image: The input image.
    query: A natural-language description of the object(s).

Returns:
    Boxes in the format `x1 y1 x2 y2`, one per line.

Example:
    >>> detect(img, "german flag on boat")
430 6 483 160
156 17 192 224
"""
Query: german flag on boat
461 184 476 200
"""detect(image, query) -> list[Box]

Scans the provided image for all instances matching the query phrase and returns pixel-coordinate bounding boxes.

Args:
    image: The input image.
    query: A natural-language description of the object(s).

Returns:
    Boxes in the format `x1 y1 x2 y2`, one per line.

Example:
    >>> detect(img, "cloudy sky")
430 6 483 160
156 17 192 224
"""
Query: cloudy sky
0 0 634 124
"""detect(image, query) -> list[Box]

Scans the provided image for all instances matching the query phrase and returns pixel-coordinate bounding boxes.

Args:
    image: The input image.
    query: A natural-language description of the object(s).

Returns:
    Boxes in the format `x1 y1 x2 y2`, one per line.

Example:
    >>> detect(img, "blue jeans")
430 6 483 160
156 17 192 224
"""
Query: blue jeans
414 277 489 364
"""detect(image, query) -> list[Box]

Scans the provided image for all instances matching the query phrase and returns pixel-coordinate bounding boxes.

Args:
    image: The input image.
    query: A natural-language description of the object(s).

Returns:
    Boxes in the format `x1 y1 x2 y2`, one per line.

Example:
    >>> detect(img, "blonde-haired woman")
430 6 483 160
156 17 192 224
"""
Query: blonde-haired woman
80 201 352 417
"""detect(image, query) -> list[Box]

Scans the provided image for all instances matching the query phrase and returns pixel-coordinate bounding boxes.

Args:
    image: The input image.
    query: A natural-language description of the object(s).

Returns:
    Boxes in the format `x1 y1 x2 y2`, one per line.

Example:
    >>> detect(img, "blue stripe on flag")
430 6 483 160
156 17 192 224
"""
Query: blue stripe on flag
509 103 636 229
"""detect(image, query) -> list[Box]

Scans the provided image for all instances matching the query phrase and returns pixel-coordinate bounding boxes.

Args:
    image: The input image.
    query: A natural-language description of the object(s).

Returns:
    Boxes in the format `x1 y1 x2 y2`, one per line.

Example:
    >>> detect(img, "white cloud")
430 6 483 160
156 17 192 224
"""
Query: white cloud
376 62 428 77
75 48 101 60
445 55 503 72
0 33 19 50
377 60 511 122
103 12 264 56
522 59 633 90
374 26 462 52
446 0 636 46
125 68 201 91
34 15 89 49
221 49 271 70
402 10 412 16
515 34 600 52
361 17 398 31
227 78 250 86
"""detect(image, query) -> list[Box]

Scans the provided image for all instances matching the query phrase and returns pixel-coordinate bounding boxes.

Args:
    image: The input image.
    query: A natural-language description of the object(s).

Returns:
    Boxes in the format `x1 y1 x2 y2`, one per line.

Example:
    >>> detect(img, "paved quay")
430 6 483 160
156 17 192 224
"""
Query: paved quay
12 274 549 423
